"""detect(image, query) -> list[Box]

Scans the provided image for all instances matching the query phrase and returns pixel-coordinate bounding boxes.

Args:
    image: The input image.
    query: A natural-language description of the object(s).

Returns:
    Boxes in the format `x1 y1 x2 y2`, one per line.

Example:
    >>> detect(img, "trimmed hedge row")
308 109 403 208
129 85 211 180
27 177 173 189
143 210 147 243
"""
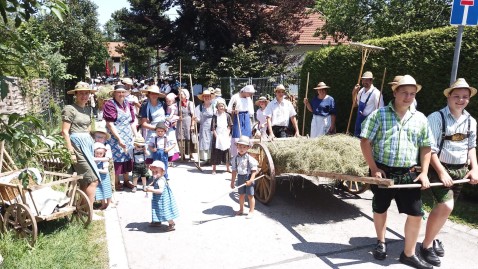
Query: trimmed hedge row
299 26 478 134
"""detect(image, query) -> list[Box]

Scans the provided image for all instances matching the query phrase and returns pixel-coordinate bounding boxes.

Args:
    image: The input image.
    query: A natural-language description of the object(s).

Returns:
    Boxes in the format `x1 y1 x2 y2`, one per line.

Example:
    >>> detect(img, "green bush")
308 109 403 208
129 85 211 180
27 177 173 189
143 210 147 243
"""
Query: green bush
299 26 478 134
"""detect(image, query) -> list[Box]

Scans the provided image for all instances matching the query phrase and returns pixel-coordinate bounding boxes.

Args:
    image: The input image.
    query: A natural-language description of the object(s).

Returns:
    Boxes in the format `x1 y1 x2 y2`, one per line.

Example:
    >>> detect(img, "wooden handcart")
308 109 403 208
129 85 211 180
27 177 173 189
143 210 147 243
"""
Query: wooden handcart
249 138 394 204
0 170 92 246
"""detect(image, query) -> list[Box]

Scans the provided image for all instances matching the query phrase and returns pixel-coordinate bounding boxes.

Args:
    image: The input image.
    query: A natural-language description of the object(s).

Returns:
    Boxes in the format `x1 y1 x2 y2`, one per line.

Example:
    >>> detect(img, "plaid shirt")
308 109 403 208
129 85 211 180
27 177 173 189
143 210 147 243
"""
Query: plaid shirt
360 102 431 167
427 106 477 164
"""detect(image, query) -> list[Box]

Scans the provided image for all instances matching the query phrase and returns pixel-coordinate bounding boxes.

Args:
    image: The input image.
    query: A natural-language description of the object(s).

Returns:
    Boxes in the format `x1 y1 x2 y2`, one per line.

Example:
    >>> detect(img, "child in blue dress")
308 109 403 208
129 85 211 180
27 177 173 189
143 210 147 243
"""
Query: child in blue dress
147 122 176 179
145 160 179 231
93 142 113 210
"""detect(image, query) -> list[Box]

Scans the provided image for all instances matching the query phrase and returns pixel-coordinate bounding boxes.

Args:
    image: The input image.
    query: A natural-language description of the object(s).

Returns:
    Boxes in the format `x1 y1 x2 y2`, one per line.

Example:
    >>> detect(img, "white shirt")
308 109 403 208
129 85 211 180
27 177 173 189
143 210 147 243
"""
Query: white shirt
263 98 297 127
227 93 254 114
356 86 384 116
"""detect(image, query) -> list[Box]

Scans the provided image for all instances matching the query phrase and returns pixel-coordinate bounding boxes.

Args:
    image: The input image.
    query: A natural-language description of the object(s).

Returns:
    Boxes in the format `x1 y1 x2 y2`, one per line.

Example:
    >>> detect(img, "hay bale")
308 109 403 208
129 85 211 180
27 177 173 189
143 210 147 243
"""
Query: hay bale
267 134 368 176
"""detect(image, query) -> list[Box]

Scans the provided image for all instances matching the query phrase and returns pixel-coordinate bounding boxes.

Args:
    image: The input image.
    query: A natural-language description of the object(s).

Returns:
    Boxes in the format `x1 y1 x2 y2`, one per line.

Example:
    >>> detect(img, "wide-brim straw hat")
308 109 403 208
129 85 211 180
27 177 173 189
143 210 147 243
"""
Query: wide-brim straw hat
236 135 251 146
388 75 404 85
141 85 166 98
255 96 270 106
67 82 96 94
214 88 222 96
121 78 133 86
361 71 373 79
313 82 330 90
109 84 129 96
150 160 165 170
90 126 111 140
444 78 477 97
133 136 146 146
274 84 286 92
391 75 422 92
198 89 215 101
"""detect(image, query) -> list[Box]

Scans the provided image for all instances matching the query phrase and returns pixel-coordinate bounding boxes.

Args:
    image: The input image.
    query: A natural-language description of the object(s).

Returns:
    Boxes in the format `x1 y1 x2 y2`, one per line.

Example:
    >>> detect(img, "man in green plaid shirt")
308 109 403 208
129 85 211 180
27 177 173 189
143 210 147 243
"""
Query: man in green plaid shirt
360 75 433 269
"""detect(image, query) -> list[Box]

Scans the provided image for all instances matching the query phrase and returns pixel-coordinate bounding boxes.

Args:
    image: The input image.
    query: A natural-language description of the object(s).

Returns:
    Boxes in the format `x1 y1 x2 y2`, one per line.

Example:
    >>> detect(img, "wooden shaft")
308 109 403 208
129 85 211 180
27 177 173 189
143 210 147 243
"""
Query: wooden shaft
0 140 4 173
346 48 369 134
189 74 201 169
178 59 185 160
282 170 394 186
377 67 386 108
301 72 310 136
379 178 470 189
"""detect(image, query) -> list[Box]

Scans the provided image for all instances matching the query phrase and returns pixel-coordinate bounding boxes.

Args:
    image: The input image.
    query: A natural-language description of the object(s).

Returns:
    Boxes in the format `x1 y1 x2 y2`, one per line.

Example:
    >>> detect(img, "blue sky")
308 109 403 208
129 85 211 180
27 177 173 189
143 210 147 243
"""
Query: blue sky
93 0 130 28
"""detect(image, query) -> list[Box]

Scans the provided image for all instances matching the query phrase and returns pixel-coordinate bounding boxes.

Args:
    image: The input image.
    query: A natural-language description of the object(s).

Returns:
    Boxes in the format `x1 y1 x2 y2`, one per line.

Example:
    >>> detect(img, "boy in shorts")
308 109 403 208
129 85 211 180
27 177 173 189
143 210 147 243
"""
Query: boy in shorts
230 136 258 219
129 136 149 193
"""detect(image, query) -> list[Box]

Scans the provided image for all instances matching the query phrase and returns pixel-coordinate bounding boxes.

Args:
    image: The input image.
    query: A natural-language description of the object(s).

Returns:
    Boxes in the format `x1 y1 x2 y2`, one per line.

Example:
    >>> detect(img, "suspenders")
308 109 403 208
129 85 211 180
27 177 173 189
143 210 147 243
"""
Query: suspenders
437 110 470 161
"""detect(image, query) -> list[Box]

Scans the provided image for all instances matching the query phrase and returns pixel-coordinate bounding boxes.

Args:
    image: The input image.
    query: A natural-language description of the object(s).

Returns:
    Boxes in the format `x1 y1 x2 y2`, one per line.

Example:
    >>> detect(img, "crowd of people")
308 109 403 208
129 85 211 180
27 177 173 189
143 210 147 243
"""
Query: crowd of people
61 73 478 269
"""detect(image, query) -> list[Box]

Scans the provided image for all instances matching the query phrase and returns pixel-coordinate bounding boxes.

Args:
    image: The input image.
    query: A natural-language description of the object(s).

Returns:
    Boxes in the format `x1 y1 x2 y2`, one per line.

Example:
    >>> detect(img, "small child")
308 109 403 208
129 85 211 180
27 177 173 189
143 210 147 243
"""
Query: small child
91 126 112 160
230 136 258 219
93 142 113 210
165 93 180 164
129 136 149 193
255 96 269 138
147 122 176 179
210 100 232 174
145 160 179 231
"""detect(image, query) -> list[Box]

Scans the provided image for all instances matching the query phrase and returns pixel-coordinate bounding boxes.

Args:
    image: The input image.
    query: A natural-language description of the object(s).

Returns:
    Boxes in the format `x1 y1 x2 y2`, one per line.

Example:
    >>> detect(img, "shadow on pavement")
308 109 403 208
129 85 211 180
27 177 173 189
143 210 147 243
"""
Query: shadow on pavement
125 222 177 233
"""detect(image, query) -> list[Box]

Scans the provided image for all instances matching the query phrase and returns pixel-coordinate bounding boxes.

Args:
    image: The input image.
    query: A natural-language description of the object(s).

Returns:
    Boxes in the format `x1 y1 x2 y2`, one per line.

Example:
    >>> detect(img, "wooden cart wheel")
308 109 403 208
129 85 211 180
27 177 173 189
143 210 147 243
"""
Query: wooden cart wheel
70 189 92 227
251 143 276 204
341 180 369 194
3 203 38 246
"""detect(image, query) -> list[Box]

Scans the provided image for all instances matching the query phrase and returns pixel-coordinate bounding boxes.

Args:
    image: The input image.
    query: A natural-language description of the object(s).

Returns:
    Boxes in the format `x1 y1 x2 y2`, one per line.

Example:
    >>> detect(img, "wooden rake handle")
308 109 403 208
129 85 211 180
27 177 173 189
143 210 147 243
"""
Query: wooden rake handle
378 178 470 189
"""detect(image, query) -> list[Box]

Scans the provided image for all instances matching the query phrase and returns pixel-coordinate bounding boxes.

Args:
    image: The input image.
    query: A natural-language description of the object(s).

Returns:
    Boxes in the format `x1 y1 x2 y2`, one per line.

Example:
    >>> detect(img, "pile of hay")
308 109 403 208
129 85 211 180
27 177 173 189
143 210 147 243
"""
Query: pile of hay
267 134 368 176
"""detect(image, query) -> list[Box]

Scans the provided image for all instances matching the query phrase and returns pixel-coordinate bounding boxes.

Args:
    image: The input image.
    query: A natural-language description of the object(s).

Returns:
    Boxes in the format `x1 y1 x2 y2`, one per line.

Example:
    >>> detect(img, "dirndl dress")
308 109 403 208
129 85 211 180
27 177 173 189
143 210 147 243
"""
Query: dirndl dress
151 177 179 222
107 101 133 171
95 161 112 200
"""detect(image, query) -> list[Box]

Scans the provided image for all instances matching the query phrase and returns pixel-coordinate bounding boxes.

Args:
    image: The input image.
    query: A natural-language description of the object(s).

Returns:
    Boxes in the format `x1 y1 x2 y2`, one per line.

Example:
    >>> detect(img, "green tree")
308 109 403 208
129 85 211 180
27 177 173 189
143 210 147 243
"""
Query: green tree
315 0 452 41
103 18 122 41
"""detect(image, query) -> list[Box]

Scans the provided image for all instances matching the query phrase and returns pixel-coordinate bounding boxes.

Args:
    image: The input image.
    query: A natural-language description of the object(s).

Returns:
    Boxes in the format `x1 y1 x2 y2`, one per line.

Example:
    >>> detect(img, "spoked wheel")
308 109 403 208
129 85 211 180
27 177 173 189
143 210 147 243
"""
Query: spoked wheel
70 190 92 227
251 143 276 204
341 180 369 194
3 203 38 246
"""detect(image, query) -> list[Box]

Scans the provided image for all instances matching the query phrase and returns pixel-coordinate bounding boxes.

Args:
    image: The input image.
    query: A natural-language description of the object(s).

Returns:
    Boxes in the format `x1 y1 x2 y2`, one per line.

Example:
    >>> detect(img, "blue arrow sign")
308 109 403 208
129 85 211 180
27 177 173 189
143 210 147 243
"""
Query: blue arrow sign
450 0 478 25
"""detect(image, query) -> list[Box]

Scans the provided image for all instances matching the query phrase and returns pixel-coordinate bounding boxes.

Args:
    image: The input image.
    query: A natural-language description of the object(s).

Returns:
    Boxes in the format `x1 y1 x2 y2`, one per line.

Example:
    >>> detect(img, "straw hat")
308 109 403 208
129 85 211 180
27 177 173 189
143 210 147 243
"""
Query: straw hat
361 71 373 79
93 142 107 151
141 85 166 98
388 75 404 85
255 96 270 106
90 126 111 140
133 136 146 146
121 78 133 86
313 82 330 90
236 135 251 146
274 84 286 92
391 75 422 92
214 88 222 96
109 84 128 96
444 78 477 97
240 85 255 93
198 89 214 101
150 160 165 170
67 82 96 94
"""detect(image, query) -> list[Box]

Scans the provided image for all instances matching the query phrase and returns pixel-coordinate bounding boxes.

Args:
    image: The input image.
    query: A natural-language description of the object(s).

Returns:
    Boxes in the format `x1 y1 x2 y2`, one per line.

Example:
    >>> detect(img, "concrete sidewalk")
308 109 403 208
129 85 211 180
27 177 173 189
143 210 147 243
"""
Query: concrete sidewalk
105 161 478 269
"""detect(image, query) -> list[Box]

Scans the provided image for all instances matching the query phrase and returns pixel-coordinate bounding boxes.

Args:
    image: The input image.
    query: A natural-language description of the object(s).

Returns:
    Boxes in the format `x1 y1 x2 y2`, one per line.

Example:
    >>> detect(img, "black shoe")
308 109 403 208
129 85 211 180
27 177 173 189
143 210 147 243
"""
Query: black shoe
373 240 387 260
433 239 444 257
399 252 433 269
420 245 441 267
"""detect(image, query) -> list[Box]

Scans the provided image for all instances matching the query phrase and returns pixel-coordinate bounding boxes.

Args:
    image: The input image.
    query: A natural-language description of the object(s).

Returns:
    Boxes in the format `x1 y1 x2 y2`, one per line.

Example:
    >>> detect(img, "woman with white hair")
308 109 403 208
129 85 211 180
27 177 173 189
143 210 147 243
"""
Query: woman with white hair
176 88 195 159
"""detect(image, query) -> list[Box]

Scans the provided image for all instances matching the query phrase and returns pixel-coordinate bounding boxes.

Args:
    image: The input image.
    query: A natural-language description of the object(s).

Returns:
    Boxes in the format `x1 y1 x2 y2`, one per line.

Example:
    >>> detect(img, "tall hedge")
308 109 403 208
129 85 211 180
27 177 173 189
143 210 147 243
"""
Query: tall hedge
299 26 478 134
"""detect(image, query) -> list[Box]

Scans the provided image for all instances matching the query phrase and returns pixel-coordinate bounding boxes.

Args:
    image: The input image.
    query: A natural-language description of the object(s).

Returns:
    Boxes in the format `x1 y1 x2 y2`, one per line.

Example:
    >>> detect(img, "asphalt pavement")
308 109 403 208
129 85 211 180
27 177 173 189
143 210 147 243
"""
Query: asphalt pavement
104 161 478 269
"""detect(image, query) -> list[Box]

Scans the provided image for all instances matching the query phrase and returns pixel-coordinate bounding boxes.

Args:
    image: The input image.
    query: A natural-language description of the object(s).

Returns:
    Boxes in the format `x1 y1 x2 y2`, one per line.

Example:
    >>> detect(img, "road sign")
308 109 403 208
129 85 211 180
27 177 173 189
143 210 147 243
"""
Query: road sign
451 0 478 25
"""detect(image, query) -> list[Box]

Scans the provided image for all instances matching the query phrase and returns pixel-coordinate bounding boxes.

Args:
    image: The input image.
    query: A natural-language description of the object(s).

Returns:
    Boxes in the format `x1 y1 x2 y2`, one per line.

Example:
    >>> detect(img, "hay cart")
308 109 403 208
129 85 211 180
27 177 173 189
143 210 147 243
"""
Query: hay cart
249 138 393 204
0 170 92 246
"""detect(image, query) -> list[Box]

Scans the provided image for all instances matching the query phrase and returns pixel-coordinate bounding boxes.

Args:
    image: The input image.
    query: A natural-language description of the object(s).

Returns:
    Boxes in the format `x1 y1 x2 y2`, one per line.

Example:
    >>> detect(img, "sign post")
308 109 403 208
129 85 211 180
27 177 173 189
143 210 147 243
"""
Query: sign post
449 0 478 85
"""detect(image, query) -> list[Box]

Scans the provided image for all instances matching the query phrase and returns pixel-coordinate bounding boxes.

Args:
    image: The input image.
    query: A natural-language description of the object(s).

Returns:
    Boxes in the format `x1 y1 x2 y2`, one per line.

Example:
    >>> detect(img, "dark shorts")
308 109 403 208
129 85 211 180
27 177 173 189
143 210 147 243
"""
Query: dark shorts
428 163 468 203
132 162 148 178
371 163 423 216
114 159 133 175
271 126 288 138
237 174 255 196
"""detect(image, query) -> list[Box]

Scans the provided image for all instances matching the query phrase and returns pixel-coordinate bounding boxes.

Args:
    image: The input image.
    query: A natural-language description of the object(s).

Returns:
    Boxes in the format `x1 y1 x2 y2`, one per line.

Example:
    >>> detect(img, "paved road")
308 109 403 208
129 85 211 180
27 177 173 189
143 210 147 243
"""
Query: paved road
105 161 478 269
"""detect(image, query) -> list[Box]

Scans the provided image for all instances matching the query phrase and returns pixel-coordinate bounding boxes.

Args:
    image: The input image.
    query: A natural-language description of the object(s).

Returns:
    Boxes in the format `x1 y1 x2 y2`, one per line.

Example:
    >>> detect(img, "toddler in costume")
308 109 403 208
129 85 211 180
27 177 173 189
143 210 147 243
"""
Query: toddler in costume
128 136 149 193
148 122 176 179
146 160 179 231
165 93 180 163
93 142 112 210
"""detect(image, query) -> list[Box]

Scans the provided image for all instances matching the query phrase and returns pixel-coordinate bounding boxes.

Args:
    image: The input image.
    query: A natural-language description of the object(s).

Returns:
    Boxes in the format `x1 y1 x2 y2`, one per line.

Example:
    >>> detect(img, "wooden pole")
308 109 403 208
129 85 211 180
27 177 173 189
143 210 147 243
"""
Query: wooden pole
301 72 310 136
346 48 369 134
377 67 386 108
179 59 185 160
189 74 202 172
201 175 265 203
379 179 470 189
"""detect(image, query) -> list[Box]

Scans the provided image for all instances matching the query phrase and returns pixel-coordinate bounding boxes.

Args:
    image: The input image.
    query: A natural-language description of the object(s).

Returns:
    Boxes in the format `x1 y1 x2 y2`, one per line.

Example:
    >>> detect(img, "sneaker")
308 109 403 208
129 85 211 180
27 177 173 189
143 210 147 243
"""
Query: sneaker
420 244 441 267
433 239 444 257
373 241 387 260
131 186 137 193
399 252 433 269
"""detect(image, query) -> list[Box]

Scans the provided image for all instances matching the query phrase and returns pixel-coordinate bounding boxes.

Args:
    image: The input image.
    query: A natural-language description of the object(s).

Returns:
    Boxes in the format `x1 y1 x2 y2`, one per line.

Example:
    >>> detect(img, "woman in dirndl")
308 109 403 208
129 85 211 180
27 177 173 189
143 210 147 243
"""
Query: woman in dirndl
176 88 195 159
104 84 138 191
193 89 215 163
139 85 166 164
61 82 101 205
227 85 255 156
